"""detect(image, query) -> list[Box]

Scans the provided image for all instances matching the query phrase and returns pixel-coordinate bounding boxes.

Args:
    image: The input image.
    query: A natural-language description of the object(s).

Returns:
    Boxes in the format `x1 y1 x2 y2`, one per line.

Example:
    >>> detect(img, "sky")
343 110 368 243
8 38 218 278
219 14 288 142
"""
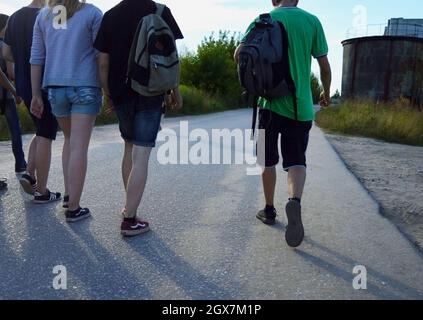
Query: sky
1 0 422 93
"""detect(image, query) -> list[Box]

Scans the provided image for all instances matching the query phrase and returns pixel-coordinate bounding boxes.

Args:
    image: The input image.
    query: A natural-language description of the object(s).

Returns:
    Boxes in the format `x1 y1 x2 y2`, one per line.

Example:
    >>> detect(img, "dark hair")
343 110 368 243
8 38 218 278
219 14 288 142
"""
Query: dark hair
0 14 9 31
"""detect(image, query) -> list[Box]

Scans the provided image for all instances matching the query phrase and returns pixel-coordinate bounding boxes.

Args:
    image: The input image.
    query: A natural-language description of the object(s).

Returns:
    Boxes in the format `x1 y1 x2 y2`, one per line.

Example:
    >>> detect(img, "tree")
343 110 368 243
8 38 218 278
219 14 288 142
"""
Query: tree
180 31 243 106
311 73 322 104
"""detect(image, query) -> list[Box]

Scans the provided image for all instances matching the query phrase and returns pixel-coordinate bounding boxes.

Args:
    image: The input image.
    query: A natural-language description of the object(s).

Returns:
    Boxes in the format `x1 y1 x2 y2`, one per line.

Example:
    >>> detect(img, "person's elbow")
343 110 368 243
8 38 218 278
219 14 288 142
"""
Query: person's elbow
98 53 109 71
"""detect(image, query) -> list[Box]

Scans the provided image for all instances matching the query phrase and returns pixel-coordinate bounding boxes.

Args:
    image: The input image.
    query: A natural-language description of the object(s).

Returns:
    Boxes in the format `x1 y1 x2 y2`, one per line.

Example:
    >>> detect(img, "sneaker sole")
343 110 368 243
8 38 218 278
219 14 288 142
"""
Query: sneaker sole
121 226 151 237
285 201 304 248
19 179 35 196
34 197 62 205
256 214 276 225
66 212 91 223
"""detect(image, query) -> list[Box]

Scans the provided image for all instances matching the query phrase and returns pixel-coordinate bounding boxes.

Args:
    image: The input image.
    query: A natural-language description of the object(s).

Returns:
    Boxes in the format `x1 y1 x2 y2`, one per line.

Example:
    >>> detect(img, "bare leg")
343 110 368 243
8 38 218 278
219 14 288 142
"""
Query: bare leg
122 141 133 191
67 114 96 211
57 118 71 196
34 137 53 195
124 146 152 218
262 166 277 206
287 166 307 200
26 135 37 178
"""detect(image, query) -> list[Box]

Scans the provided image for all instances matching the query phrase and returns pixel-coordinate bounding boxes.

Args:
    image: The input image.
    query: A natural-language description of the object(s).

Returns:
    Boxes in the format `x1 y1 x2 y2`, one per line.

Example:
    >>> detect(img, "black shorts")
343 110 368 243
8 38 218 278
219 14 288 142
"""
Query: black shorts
257 109 312 171
23 91 58 141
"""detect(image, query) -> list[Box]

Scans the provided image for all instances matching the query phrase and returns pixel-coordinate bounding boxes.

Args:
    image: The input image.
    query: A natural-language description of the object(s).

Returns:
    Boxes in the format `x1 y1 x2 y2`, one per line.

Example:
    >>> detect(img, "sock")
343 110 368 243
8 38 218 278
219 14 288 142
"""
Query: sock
289 197 301 204
68 207 81 214
124 217 137 223
265 204 276 212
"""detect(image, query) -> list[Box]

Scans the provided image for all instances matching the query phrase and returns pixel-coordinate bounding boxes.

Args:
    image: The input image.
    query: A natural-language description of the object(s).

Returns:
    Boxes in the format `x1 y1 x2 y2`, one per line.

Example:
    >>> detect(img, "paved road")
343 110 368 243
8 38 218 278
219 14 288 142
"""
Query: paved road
0 109 422 300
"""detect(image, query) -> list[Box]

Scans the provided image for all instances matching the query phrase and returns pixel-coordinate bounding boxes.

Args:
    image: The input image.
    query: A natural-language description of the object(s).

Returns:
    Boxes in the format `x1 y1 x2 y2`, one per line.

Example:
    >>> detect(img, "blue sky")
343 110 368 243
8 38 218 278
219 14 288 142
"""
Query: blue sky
1 0 422 93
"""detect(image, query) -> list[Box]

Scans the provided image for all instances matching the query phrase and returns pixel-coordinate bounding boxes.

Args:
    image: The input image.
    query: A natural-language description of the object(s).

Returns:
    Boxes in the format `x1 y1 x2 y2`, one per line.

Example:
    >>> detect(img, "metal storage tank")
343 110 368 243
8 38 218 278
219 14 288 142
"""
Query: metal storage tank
341 35 423 106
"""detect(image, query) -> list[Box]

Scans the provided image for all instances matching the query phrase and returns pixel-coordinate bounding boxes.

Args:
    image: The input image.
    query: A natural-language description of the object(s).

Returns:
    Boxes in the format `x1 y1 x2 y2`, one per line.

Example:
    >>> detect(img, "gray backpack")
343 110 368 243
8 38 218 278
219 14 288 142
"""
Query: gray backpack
238 13 298 122
126 3 179 97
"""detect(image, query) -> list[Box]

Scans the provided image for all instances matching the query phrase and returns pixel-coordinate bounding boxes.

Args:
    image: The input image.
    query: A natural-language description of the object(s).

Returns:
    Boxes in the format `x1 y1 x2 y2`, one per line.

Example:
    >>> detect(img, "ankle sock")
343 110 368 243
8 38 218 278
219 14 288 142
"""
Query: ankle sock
68 207 81 214
124 217 137 223
265 205 276 212
289 198 301 204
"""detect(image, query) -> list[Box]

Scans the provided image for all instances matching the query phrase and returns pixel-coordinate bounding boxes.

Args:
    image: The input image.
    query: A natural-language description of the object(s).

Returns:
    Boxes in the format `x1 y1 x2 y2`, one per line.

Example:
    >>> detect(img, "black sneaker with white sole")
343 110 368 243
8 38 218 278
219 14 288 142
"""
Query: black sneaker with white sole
0 178 7 191
65 207 91 223
285 200 305 248
34 190 62 204
19 174 37 195
256 207 277 225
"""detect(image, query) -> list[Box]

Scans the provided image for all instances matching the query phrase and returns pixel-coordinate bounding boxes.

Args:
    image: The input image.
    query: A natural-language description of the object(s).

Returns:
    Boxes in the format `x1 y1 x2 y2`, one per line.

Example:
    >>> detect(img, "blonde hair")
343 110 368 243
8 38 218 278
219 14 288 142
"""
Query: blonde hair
47 0 86 19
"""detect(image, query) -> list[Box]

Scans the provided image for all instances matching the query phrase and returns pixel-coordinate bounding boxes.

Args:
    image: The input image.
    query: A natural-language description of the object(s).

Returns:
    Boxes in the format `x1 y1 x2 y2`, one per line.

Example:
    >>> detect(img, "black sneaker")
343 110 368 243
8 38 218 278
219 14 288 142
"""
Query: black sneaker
285 200 305 248
19 174 37 195
63 195 69 209
65 207 91 223
15 165 27 175
34 190 62 204
256 206 277 225
0 178 7 191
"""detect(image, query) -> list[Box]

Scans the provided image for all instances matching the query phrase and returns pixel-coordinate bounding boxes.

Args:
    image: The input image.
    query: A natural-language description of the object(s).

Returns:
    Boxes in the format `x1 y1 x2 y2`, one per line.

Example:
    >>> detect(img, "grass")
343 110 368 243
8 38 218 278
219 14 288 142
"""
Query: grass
0 85 243 141
315 98 423 146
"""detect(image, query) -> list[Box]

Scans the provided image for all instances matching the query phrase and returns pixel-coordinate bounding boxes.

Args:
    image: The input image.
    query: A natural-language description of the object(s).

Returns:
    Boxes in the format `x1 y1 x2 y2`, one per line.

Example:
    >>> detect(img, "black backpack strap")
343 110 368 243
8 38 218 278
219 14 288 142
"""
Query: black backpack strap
291 87 298 121
277 22 298 121
251 95 259 139
0 88 7 115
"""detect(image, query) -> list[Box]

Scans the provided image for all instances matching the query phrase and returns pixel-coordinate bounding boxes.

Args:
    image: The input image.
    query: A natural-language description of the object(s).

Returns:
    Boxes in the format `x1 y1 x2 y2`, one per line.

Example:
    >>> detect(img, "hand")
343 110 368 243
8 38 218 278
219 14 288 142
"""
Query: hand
166 89 183 110
319 91 331 108
30 94 44 119
13 94 22 105
103 94 115 115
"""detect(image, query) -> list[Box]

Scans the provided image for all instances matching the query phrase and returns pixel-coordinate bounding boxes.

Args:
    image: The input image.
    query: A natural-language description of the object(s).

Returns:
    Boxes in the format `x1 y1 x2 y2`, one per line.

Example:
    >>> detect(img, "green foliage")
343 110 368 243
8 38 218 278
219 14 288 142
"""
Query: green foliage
315 98 423 146
311 73 322 104
166 85 230 116
331 89 341 100
180 31 244 108
0 103 35 141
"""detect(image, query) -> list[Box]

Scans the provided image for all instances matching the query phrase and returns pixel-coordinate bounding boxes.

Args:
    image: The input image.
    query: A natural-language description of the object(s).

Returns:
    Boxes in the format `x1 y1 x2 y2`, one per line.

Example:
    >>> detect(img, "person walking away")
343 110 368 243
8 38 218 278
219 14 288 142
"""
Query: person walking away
235 0 332 247
0 14 26 175
94 0 183 236
3 1 61 203
30 0 103 221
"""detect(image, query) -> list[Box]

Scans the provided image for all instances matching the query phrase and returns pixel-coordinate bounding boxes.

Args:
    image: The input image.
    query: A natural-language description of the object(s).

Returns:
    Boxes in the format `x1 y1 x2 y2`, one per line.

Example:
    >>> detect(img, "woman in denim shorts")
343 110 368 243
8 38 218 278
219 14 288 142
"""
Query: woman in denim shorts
30 0 103 222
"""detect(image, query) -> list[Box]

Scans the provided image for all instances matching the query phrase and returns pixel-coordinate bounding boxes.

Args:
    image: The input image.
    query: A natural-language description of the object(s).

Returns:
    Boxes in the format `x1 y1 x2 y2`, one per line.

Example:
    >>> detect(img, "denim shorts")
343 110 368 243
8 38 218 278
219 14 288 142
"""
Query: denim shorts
114 94 164 148
47 87 102 118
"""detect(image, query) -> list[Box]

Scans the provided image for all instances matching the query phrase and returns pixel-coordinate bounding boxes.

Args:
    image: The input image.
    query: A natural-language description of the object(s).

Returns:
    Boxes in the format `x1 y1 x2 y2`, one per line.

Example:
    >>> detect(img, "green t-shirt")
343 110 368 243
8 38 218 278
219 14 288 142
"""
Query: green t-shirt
242 7 328 121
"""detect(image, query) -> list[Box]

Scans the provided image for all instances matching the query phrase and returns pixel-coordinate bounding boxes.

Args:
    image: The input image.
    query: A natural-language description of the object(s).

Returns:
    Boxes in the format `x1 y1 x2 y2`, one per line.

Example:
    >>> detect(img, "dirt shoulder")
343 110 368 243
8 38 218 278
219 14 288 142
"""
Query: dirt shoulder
324 133 423 252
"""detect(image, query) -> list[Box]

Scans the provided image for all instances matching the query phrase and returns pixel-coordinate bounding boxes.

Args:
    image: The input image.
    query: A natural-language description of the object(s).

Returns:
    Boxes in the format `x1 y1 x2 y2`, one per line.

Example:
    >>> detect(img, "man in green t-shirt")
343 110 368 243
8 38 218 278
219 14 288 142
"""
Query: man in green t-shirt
235 0 332 247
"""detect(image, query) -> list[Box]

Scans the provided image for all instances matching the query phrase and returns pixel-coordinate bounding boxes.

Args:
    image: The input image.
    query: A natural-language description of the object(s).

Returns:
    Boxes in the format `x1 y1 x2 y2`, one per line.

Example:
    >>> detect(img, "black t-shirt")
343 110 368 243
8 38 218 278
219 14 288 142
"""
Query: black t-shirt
94 0 184 102
4 7 40 101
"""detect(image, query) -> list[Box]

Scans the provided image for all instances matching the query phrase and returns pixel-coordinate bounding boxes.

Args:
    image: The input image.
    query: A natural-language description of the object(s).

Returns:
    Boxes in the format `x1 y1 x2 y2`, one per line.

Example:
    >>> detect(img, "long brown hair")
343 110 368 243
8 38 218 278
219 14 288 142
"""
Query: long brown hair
47 0 86 19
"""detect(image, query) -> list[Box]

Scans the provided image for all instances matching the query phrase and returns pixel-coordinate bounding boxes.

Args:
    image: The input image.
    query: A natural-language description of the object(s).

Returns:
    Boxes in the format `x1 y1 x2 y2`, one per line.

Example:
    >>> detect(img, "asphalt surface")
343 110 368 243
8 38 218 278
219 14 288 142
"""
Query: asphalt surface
0 109 422 300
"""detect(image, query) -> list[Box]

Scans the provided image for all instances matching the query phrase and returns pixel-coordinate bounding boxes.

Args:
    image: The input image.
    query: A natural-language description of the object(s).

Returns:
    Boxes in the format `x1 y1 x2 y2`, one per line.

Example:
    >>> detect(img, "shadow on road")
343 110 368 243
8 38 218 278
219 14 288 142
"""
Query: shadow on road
125 231 232 300
296 238 423 299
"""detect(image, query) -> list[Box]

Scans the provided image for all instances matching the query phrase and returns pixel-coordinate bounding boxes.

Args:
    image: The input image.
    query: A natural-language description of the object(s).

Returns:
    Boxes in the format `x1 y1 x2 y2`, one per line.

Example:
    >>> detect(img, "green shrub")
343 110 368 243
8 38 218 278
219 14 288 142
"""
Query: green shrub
166 85 230 116
0 103 35 141
316 99 423 146
180 31 244 107
311 73 322 104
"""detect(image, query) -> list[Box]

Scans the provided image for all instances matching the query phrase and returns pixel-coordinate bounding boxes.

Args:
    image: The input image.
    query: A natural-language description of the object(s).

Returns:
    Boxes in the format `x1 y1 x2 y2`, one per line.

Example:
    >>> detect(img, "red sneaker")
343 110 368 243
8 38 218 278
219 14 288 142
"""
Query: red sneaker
121 218 150 237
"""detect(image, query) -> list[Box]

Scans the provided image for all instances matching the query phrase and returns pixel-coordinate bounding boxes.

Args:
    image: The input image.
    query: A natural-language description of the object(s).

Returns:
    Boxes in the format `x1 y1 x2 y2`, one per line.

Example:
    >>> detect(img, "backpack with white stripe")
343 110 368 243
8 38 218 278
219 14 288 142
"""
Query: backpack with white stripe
126 3 180 96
